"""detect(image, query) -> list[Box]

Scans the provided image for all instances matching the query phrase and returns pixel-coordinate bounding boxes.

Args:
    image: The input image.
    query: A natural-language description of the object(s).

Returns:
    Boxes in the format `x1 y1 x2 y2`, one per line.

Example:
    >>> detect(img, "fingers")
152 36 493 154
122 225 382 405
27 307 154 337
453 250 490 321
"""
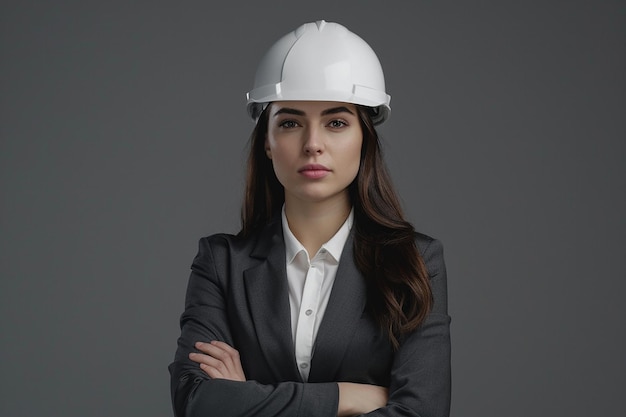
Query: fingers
196 341 240 361
189 341 246 382
189 349 226 378
194 341 242 373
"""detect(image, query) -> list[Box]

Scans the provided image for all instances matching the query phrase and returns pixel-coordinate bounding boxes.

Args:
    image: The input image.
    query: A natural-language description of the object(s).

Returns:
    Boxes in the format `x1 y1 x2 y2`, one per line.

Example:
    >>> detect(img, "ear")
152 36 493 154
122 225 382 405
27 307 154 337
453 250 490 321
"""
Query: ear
264 136 272 159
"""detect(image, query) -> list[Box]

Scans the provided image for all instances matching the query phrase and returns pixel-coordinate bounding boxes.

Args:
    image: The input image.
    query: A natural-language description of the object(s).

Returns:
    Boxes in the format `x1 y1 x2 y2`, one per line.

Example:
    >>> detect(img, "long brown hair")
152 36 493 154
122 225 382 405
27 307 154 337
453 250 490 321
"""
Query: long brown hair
240 105 433 349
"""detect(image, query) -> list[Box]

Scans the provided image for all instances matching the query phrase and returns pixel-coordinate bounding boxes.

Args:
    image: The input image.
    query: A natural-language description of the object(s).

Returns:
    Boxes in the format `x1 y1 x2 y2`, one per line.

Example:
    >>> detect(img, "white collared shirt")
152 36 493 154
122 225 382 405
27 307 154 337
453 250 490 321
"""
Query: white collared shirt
281 206 354 381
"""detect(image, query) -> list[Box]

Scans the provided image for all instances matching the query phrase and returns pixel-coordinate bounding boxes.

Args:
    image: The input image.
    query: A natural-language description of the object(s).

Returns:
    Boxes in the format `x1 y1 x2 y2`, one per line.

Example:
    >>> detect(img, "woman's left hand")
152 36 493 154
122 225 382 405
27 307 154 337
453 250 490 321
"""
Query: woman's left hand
189 341 247 381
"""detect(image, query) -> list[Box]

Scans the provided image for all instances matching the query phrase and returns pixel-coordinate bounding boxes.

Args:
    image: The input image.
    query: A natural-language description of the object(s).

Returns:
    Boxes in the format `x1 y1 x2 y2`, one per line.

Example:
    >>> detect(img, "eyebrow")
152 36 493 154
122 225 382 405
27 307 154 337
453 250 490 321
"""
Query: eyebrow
273 106 355 117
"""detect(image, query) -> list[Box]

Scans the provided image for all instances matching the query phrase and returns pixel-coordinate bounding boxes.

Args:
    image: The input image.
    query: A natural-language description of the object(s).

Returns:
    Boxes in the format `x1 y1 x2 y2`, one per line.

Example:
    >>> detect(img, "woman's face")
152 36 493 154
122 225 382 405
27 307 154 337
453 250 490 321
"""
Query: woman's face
265 101 363 207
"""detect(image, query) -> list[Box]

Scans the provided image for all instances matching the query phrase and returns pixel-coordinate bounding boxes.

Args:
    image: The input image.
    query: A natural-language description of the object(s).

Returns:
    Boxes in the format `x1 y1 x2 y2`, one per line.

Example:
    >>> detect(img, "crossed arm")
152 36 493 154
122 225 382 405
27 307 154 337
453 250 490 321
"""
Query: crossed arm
171 234 450 417
189 340 388 416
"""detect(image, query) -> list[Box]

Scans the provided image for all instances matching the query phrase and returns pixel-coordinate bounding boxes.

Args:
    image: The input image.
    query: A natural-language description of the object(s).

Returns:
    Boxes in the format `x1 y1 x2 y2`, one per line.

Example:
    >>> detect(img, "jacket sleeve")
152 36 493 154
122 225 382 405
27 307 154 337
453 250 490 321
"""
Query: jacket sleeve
168 237 339 417
362 238 452 417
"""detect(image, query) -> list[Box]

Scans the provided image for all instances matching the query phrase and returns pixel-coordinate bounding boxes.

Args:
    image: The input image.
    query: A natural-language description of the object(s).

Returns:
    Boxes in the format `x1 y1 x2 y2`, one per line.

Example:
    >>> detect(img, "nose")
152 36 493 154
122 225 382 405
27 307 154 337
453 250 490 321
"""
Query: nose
303 126 323 155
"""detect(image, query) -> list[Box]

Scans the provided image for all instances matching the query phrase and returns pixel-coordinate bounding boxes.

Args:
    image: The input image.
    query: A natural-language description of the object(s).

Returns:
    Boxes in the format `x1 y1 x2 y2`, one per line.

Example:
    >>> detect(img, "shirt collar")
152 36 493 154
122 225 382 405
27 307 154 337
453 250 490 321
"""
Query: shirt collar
281 205 354 264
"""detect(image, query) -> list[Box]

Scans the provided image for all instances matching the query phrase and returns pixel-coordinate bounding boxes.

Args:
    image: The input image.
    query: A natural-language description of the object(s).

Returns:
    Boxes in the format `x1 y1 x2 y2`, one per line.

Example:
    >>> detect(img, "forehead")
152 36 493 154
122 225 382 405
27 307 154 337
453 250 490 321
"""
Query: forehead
270 100 357 115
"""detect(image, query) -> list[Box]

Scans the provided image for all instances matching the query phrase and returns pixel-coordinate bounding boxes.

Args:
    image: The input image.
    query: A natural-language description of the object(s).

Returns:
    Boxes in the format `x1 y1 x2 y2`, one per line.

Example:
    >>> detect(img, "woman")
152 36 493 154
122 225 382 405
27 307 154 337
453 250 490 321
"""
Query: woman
169 20 451 417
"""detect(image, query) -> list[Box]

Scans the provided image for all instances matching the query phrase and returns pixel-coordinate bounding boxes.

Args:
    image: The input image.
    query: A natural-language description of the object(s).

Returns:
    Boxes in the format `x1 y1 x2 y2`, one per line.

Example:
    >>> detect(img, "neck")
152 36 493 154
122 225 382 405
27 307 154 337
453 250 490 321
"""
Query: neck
284 194 351 256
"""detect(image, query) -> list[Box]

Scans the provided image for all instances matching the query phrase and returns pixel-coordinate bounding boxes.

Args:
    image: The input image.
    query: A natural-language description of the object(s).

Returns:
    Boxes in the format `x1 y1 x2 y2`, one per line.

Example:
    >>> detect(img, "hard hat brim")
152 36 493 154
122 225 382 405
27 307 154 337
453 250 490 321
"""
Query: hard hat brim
246 86 391 125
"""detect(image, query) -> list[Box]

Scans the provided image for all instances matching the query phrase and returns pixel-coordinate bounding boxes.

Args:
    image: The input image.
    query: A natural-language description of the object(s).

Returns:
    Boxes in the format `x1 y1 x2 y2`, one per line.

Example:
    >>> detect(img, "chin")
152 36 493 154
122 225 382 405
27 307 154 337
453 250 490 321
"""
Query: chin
294 190 350 205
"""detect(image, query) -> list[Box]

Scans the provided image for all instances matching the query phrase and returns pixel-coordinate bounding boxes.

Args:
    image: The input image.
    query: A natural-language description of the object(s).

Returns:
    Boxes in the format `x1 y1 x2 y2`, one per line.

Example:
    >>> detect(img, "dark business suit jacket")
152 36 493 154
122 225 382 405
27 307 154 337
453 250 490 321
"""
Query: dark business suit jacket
169 216 451 417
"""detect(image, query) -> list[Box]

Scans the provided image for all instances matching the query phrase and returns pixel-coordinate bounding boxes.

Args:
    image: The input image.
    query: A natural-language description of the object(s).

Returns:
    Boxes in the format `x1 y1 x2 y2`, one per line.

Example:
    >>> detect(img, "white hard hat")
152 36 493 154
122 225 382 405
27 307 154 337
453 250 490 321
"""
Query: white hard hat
246 20 391 125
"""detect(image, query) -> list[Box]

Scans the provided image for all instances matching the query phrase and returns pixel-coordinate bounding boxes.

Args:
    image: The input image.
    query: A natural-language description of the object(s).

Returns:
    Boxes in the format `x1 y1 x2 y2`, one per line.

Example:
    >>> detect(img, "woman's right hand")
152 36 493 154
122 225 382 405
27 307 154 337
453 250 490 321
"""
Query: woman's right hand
337 382 388 416
189 341 246 382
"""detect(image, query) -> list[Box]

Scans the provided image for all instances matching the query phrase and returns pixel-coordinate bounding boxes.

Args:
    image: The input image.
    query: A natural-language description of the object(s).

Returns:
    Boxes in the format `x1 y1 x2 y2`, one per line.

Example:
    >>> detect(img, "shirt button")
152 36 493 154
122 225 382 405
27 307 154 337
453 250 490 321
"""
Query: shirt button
305 309 313 316
300 363 308 369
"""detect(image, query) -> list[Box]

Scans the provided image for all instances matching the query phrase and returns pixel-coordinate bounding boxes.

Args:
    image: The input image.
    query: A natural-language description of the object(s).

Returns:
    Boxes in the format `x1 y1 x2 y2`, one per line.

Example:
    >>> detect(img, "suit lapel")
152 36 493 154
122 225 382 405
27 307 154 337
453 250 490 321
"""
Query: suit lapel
308 233 367 382
243 218 301 382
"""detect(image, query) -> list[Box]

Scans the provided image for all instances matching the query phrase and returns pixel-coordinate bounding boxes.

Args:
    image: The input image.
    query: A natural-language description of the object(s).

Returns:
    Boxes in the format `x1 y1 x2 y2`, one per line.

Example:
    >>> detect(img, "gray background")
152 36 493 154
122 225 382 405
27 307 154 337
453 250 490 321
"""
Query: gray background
1 1 624 416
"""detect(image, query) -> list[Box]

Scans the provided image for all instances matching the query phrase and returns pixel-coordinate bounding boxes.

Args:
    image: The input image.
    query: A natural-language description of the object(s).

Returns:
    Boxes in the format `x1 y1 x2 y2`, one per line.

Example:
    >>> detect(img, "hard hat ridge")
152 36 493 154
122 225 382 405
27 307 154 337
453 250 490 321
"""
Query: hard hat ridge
246 20 391 125
297 19 329 35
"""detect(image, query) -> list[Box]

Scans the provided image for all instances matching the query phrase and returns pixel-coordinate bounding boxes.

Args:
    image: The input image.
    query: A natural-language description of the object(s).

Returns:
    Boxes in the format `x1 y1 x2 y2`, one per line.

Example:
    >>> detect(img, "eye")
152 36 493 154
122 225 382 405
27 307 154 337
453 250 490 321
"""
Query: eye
327 119 348 129
278 119 299 129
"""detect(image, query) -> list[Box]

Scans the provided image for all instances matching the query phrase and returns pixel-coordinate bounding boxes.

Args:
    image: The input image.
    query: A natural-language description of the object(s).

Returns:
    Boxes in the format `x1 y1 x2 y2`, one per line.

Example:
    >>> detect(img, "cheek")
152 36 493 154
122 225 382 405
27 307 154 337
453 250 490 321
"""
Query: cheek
266 142 297 184
345 138 363 177
268 145 293 169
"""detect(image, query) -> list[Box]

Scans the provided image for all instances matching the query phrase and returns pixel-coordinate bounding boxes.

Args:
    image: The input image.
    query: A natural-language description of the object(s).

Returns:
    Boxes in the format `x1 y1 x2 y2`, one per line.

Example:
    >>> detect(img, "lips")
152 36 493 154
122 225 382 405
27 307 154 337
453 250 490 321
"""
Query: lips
298 164 330 179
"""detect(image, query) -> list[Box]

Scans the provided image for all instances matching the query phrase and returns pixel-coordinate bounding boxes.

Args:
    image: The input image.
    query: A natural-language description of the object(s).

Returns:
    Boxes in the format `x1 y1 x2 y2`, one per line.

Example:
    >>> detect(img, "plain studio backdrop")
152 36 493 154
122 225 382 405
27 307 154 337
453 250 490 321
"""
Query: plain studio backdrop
1 1 624 416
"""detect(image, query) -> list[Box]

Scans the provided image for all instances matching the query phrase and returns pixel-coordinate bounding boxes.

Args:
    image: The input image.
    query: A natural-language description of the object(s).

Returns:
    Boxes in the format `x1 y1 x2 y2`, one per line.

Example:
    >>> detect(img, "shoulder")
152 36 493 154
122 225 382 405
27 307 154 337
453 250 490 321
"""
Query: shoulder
188 233 261 284
414 231 448 314
195 232 257 262
414 231 438 253
194 216 282 264
414 231 445 279
199 232 247 251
